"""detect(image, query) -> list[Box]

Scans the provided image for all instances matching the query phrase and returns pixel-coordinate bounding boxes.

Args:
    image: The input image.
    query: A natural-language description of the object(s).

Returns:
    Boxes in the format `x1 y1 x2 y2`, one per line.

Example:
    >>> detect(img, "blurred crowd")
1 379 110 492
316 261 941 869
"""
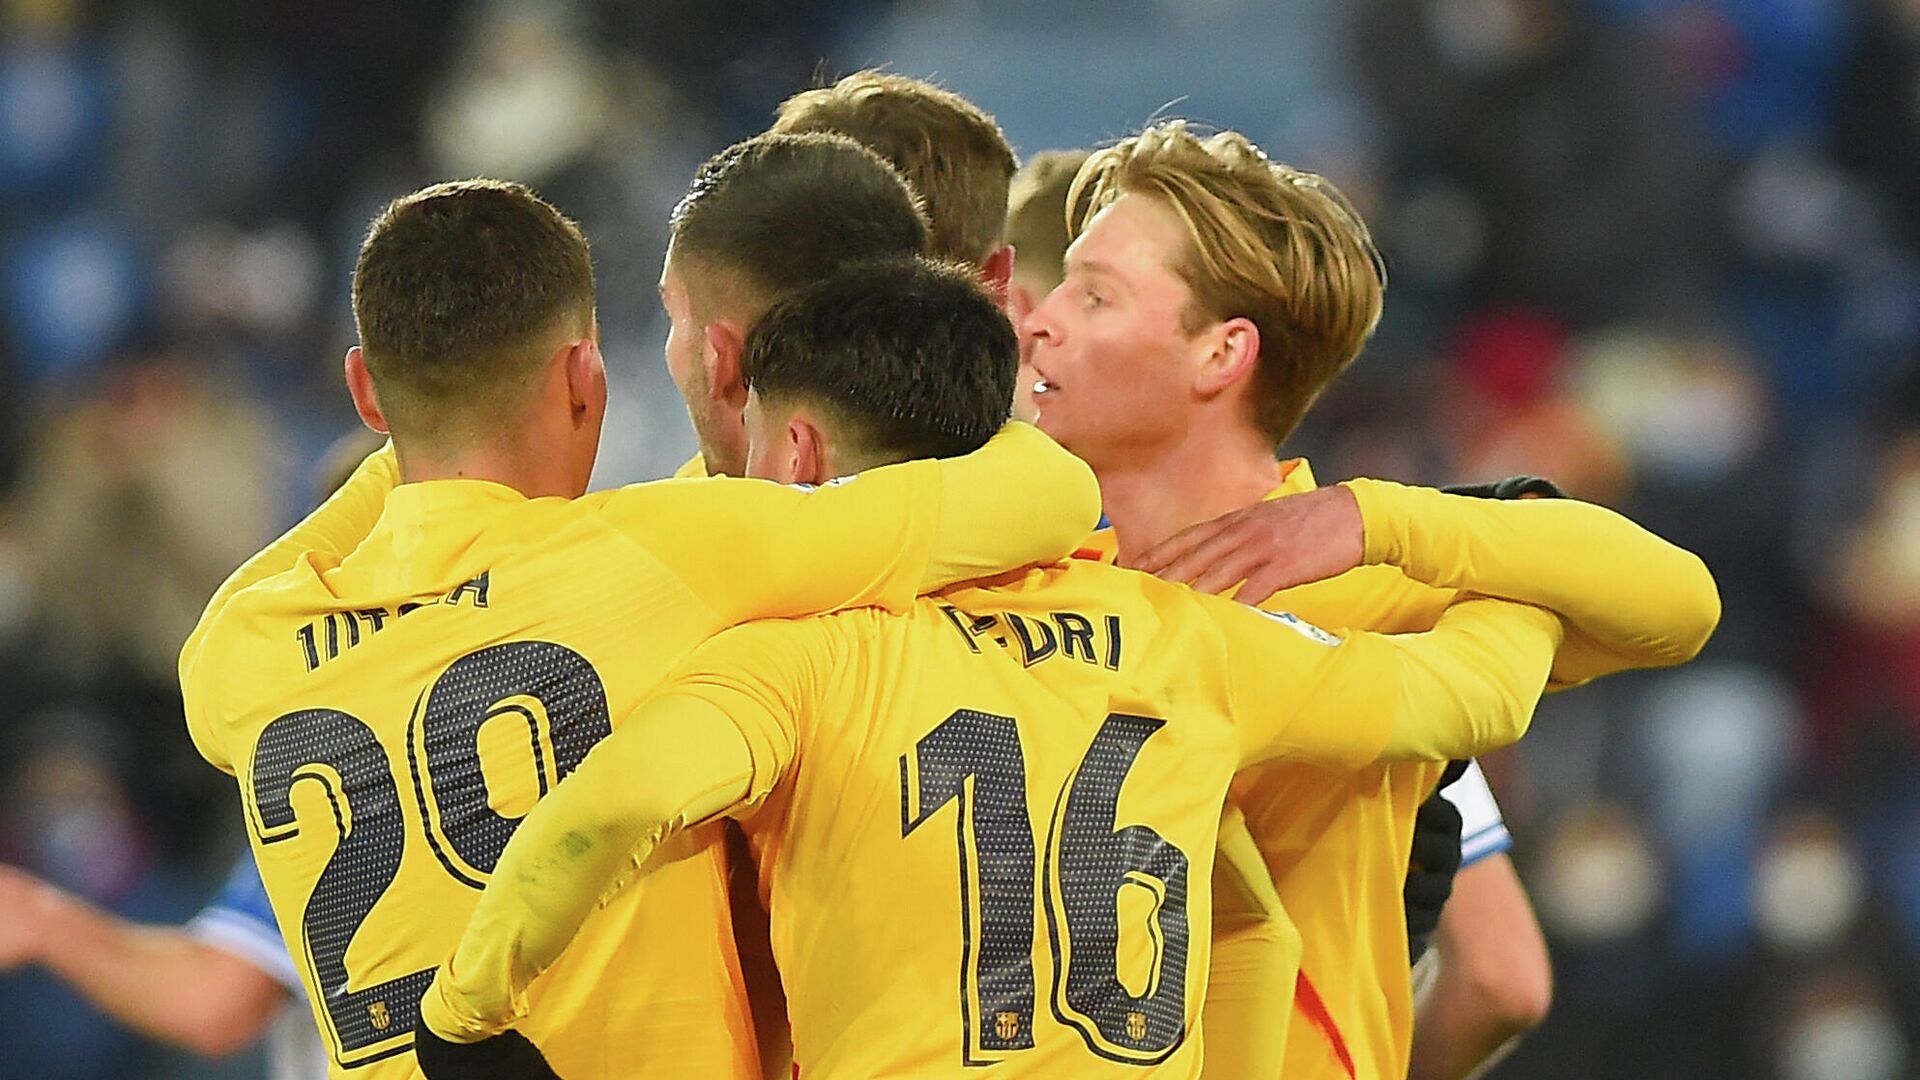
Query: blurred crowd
0 0 1916 1077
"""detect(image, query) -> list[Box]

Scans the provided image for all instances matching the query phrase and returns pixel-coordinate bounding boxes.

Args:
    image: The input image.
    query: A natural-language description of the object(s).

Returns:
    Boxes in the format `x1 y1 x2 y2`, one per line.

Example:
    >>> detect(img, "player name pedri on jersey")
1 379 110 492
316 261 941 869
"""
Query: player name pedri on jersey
293 571 492 672
937 603 1123 671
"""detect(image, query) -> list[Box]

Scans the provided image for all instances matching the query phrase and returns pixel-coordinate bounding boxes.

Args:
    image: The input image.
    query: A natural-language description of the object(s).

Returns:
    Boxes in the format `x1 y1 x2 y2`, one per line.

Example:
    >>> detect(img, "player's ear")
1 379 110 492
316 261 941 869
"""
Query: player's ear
980 244 1016 303
788 414 831 487
703 320 751 408
563 336 606 431
1193 316 1261 398
344 347 390 435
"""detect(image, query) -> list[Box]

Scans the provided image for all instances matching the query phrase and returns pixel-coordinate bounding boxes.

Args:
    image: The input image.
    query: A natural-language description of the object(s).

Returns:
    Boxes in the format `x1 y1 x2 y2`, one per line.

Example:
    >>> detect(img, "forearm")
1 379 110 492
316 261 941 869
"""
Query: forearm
1348 479 1719 682
923 422 1101 588
1371 599 1562 761
1409 975 1525 1080
1408 856 1552 1080
37 893 272 1055
423 695 757 1040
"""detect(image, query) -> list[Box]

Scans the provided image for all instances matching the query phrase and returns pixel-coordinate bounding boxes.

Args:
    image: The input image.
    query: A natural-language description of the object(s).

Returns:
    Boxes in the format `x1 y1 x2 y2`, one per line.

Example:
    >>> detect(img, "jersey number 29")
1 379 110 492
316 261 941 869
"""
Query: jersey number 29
246 640 610 1068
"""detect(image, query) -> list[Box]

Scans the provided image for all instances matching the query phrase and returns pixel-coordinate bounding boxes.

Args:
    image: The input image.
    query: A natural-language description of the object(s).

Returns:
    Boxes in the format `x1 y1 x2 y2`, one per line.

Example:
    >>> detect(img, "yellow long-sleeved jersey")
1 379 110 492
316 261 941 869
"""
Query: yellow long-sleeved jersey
419 556 1564 1079
178 424 1103 1080
1172 462 1718 1080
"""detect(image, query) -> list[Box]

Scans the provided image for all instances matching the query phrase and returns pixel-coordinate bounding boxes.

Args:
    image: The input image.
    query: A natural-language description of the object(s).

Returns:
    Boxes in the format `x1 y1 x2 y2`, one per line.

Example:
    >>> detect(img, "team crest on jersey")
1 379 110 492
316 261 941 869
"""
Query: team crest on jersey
996 1011 1021 1040
1256 609 1342 647
368 1001 391 1031
1126 1011 1148 1041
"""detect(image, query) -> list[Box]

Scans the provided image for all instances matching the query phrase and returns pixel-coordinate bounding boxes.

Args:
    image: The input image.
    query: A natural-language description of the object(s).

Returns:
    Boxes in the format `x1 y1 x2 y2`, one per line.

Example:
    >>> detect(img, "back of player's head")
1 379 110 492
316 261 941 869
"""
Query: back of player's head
772 71 1016 267
1006 148 1093 296
1072 122 1386 444
352 179 595 433
741 257 1015 466
669 132 931 312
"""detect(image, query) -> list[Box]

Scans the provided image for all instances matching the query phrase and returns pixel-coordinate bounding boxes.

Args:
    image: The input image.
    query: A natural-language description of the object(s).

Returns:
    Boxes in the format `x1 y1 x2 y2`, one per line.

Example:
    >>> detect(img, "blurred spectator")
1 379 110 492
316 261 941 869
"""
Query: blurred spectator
11 347 281 853
1353 0 1720 326
0 739 195 1078
1443 308 1632 503
1832 0 1920 254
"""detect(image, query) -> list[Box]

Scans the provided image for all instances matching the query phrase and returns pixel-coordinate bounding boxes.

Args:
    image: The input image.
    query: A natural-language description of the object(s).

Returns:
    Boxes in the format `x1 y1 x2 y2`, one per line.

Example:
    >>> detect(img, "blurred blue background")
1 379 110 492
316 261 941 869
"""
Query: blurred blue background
0 0 1916 1076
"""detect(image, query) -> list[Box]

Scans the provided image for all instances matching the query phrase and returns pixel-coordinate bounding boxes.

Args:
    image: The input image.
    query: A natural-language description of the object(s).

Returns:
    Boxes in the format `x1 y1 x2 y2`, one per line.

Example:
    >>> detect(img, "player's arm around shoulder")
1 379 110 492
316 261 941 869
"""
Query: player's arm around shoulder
597 422 1100 623
1206 588 1563 768
1344 477 1721 679
178 442 399 769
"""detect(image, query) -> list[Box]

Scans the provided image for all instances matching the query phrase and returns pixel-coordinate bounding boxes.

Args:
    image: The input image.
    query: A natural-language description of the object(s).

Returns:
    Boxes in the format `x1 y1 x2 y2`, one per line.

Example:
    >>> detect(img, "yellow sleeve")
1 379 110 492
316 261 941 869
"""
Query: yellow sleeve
1211 594 1562 765
638 422 1101 624
1345 478 1719 687
1202 805 1296 1080
177 442 398 769
420 621 820 1041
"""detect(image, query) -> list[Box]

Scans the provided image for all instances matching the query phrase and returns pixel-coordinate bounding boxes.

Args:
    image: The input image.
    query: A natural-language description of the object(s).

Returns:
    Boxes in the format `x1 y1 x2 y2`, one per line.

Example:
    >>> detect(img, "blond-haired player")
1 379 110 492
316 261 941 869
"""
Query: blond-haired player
1023 121 1720 1079
1009 138 1553 1080
772 70 1019 277
180 174 1101 1078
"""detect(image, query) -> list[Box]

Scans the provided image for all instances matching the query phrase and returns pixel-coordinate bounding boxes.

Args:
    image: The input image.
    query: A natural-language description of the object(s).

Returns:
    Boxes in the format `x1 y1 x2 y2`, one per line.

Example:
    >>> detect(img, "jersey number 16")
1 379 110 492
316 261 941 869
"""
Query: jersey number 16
901 709 1191 1067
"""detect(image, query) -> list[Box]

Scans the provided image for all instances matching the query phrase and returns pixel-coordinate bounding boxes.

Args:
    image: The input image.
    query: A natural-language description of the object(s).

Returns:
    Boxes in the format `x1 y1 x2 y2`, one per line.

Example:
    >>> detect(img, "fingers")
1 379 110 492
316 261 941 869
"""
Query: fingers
1232 561 1304 608
1127 516 1230 575
1189 543 1271 596
1132 517 1245 582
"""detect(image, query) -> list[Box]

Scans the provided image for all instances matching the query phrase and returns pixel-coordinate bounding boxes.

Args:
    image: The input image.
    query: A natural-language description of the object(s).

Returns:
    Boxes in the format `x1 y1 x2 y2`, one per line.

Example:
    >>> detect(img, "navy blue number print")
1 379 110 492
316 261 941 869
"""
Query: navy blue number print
901 709 1039 1060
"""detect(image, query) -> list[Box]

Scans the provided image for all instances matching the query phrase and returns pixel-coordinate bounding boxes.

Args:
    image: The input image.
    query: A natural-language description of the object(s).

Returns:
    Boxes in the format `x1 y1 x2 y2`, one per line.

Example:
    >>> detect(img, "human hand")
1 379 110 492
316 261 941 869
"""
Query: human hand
0 864 59 971
1128 485 1365 605
413 1022 562 1080
1406 763 1469 962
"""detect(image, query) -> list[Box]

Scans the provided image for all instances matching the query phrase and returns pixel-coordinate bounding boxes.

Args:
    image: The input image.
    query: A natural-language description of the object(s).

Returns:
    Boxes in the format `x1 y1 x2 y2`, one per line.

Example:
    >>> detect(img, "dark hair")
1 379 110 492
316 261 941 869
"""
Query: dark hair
741 258 1016 462
669 133 931 304
772 71 1017 265
352 179 594 424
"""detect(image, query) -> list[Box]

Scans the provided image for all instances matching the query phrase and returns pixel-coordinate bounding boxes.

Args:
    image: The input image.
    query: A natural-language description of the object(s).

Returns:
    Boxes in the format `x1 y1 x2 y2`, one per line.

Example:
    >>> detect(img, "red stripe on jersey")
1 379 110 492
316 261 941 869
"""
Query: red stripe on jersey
1295 970 1358 1078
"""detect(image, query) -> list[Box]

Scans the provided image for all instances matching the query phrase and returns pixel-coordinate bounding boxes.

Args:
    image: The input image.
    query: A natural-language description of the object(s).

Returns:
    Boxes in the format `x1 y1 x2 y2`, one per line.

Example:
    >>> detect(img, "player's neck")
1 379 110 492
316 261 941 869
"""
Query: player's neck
393 439 587 500
1096 425 1283 566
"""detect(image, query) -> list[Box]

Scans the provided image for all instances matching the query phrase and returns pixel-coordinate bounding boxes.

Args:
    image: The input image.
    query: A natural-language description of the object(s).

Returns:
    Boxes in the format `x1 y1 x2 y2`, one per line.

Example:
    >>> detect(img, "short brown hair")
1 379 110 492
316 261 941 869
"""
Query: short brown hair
742 258 1015 466
1005 148 1092 294
352 179 594 433
1072 123 1386 443
669 132 931 311
772 71 1016 266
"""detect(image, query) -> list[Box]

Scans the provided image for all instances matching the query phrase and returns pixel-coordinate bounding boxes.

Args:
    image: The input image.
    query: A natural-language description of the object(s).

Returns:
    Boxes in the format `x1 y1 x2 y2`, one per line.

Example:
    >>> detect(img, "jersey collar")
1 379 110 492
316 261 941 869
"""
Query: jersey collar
1075 458 1317 562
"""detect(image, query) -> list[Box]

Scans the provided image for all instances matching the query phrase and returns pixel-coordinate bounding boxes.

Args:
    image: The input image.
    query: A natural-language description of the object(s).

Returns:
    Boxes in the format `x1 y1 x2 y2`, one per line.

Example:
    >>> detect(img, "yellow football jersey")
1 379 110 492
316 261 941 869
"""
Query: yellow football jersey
1075 461 1717 1080
178 424 1103 1080
422 559 1562 1079
1216 463 1716 1080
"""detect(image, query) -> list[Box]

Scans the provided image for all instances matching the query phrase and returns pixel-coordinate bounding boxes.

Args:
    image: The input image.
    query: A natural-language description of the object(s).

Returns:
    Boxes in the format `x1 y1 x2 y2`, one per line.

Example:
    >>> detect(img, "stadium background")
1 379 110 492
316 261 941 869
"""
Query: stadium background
0 0 1915 1076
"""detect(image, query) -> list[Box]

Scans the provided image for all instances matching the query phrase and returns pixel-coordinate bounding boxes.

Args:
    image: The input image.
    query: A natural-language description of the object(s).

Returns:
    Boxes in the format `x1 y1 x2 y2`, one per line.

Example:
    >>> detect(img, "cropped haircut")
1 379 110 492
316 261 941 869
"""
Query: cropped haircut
772 71 1017 266
352 179 595 430
1071 122 1386 444
669 133 931 310
740 258 1016 464
1005 148 1093 293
